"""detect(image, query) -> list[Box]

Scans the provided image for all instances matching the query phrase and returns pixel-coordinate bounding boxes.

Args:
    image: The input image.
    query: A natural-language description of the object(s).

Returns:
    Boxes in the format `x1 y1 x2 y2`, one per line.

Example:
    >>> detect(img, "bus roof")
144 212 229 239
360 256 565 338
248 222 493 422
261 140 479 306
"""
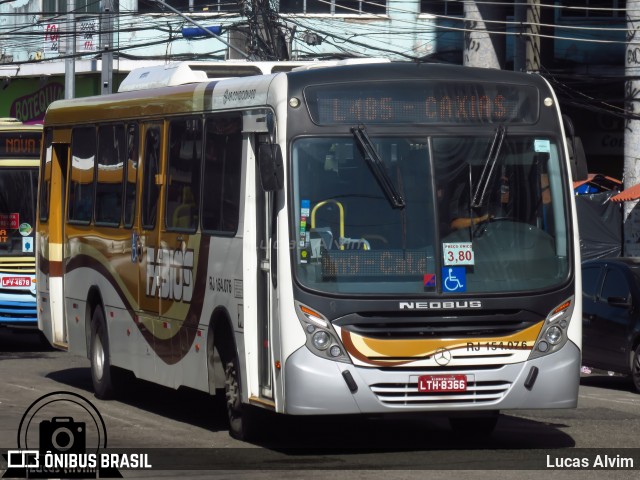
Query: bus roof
43 62 551 127
0 118 42 130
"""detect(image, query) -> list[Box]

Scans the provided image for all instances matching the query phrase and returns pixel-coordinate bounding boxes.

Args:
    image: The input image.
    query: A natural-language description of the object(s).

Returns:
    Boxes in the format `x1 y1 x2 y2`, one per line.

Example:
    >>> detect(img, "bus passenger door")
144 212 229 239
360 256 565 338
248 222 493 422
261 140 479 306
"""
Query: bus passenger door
39 132 69 348
243 113 279 406
252 126 281 402
256 182 274 399
136 123 163 363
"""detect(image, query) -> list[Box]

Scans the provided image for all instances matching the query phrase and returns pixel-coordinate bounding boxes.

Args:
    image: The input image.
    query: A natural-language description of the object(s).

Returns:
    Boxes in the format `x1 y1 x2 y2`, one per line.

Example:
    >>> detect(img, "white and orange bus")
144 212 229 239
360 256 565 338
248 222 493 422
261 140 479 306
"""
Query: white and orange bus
38 61 583 440
0 118 40 331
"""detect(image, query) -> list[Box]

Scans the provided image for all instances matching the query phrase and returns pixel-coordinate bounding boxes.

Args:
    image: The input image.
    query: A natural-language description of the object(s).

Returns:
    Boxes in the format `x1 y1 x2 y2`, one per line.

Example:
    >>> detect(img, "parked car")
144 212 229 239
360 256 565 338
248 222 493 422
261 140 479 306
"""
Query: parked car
581 257 640 392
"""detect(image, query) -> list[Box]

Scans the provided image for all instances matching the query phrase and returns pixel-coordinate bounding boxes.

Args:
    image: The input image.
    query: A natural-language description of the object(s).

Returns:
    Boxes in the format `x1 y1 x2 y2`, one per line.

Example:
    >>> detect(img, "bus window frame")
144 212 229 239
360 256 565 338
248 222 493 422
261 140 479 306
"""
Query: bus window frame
39 128 53 223
123 122 139 229
201 112 243 237
141 124 162 231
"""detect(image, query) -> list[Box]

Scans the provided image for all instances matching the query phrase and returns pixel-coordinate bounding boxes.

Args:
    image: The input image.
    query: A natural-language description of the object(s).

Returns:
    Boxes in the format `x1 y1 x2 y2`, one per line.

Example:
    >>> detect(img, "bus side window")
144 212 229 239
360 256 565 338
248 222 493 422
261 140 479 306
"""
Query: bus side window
68 126 96 224
166 117 201 232
95 124 125 226
202 114 242 235
39 129 53 222
123 123 138 228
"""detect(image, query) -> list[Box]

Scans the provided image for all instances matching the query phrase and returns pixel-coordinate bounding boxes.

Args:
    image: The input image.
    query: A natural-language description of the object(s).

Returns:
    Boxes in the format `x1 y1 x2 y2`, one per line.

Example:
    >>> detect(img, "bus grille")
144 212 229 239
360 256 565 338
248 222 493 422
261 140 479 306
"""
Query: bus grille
370 380 511 406
0 257 36 274
335 310 539 339
0 299 37 322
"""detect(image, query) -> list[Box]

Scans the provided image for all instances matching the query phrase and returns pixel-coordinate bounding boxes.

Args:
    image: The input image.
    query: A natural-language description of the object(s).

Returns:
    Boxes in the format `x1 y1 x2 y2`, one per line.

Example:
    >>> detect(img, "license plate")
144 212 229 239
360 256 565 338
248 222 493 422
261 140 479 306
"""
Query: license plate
2 277 31 287
418 374 467 392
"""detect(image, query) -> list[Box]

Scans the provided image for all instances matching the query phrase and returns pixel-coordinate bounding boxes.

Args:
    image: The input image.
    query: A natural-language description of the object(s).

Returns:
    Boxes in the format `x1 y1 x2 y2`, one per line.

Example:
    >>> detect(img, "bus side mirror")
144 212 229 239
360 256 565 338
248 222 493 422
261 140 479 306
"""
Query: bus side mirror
258 143 284 191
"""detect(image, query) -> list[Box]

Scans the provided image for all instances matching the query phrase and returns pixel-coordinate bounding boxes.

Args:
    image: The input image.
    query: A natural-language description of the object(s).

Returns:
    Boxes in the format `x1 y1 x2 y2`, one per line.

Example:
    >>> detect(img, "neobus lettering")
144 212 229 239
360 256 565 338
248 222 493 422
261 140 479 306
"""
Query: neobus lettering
399 300 482 310
146 247 194 301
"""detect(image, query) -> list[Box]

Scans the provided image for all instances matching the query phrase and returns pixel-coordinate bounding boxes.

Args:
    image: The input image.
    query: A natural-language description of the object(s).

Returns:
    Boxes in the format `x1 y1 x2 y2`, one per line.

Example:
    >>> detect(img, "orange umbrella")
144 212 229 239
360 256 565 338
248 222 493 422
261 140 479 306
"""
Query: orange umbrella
611 183 640 202
610 184 640 202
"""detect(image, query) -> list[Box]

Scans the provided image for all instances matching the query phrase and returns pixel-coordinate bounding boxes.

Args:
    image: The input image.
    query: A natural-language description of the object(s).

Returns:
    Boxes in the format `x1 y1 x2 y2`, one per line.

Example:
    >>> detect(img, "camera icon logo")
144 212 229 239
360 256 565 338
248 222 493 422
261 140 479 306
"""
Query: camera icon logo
39 416 86 454
5 391 113 476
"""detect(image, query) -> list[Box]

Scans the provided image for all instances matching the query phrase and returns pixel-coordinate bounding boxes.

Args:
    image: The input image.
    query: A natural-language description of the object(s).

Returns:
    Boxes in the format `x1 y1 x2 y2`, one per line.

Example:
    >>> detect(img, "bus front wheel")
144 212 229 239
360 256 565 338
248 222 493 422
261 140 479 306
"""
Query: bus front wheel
223 357 260 441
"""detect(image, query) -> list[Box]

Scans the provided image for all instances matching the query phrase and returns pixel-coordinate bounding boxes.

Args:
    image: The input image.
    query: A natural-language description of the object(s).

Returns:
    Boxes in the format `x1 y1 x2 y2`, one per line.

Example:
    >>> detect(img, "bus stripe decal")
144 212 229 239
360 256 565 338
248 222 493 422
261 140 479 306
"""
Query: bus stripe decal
65 237 211 365
37 253 50 276
193 81 218 112
341 322 544 367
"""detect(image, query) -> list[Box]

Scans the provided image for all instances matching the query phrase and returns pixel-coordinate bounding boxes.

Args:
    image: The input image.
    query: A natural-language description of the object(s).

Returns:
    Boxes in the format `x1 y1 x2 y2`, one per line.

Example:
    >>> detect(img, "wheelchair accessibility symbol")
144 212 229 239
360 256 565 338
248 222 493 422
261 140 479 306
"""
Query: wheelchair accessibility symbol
442 267 466 292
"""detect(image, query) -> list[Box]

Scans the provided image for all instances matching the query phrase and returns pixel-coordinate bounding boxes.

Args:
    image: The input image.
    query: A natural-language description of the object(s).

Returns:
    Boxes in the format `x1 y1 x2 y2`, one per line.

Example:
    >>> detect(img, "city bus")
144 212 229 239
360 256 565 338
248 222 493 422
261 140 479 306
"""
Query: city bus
37 61 584 440
0 118 40 331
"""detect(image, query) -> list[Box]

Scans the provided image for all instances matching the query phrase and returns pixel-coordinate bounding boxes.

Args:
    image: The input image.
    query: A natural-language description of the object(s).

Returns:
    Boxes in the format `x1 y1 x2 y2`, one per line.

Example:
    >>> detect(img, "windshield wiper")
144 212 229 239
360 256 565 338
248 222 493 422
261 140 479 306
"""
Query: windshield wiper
471 125 506 208
351 125 405 209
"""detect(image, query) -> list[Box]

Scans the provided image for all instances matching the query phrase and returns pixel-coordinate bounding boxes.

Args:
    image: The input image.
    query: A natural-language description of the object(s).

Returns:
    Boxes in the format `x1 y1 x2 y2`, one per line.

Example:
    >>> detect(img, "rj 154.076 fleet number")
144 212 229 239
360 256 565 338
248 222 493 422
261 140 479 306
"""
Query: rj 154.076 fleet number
466 341 529 351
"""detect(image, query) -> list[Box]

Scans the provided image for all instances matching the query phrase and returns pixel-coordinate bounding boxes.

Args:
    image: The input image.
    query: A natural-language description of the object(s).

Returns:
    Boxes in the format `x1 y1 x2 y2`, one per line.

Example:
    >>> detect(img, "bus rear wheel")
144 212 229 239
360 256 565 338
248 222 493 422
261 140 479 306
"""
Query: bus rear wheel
90 307 117 399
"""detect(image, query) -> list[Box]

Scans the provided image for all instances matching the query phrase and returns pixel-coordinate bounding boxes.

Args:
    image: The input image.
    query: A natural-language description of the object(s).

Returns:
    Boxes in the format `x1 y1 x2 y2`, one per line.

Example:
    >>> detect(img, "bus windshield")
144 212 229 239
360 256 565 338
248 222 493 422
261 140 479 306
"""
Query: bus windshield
292 134 569 295
0 168 38 256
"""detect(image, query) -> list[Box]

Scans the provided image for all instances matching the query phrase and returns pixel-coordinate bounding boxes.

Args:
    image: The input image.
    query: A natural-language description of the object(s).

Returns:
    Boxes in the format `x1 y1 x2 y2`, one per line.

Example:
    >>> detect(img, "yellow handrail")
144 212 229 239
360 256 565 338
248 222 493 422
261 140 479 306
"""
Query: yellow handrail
310 200 344 250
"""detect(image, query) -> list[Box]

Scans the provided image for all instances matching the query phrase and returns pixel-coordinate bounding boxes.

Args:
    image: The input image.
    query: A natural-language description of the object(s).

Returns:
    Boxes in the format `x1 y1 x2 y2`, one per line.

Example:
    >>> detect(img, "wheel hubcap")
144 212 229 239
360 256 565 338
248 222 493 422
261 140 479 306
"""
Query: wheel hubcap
94 336 104 381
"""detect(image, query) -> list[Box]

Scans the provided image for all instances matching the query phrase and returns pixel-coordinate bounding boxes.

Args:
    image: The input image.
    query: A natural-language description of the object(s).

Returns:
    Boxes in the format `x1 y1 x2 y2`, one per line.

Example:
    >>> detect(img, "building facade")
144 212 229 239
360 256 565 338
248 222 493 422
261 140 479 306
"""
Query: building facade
0 1 629 176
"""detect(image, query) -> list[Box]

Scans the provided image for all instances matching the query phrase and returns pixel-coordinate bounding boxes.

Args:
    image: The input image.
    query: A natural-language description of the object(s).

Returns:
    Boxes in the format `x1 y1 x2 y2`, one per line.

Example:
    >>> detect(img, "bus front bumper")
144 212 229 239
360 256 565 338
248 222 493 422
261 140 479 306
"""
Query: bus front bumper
283 341 580 415
0 292 37 328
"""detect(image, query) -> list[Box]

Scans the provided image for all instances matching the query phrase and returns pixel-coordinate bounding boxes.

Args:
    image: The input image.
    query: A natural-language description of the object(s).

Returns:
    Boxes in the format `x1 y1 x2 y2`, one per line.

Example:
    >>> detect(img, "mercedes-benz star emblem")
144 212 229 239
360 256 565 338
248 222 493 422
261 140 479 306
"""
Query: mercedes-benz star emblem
434 347 452 366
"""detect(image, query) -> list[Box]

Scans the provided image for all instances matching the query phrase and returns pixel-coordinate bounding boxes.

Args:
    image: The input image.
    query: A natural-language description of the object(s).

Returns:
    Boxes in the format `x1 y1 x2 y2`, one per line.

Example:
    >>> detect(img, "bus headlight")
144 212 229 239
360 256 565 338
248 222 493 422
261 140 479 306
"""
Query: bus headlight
529 297 573 360
329 345 342 357
545 326 563 345
312 331 331 350
295 301 351 364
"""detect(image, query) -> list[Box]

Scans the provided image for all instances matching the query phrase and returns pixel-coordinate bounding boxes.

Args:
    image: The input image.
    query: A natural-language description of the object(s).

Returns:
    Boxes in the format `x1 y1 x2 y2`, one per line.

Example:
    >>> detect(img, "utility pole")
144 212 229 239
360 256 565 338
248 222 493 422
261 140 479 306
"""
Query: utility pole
232 0 290 60
624 0 640 255
65 0 75 99
101 0 114 94
463 0 505 69
514 0 540 72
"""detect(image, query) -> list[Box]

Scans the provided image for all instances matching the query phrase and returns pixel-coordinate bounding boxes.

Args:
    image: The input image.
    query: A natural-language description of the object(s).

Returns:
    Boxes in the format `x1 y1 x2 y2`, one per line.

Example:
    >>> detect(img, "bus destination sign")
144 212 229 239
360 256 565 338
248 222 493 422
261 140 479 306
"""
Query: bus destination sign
305 81 538 125
0 131 42 158
321 250 433 278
